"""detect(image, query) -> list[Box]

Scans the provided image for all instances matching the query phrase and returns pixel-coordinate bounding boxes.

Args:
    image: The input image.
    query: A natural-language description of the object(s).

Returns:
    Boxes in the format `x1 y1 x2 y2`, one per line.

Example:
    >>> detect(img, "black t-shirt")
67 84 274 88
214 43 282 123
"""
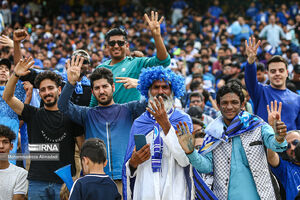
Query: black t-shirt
21 104 83 183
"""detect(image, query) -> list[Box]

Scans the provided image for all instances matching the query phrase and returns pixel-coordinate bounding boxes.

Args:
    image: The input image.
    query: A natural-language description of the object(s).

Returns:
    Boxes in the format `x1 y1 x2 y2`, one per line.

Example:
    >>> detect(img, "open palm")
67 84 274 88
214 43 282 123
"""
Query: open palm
245 36 261 64
144 11 164 36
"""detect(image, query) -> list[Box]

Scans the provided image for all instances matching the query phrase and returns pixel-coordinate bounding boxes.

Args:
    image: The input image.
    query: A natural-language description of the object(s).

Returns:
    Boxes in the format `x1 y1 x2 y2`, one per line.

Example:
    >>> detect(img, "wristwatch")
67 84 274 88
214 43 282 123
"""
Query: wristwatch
13 72 20 78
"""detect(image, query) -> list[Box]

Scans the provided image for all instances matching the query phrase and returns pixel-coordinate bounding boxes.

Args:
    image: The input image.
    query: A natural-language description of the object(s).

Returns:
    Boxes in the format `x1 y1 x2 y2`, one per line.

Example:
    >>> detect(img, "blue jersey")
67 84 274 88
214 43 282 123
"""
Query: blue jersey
69 174 121 200
271 158 300 200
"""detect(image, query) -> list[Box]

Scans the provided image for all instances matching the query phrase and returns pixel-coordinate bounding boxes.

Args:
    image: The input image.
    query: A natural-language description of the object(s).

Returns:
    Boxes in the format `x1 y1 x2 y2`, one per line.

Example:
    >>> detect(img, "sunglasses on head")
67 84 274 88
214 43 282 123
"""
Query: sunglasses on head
108 40 126 47
287 139 299 150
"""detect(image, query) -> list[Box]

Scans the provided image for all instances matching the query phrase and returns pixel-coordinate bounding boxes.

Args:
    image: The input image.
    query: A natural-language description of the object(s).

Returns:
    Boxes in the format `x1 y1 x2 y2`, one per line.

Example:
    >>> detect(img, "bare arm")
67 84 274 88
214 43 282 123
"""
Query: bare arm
75 135 85 150
209 95 219 111
12 194 26 200
3 57 34 116
23 81 33 104
267 148 280 167
144 11 168 61
13 29 28 65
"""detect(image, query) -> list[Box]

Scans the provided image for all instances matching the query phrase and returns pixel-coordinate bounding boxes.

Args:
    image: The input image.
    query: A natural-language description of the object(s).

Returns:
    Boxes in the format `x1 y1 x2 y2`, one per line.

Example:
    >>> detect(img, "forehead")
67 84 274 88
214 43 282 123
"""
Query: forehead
220 92 240 102
0 136 10 141
286 132 300 142
0 64 9 70
39 79 58 89
191 96 201 100
268 62 286 70
108 35 125 41
93 78 111 87
151 80 170 87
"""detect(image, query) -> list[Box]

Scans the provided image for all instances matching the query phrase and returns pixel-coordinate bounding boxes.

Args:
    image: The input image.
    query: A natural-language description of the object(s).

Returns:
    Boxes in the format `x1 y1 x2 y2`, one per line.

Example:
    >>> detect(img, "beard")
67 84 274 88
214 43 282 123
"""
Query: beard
148 91 174 113
42 95 58 107
98 93 113 106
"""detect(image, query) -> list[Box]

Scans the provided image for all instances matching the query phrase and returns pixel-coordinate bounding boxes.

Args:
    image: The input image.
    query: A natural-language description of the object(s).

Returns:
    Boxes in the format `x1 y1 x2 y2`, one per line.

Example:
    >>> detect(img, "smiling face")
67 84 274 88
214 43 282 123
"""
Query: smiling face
286 132 300 161
92 78 115 106
106 35 128 62
39 79 61 108
267 62 288 90
218 92 243 125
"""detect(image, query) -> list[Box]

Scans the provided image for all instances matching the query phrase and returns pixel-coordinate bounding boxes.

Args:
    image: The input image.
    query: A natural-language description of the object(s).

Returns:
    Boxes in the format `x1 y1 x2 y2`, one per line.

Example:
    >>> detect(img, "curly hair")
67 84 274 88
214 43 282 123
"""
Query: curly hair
216 81 244 105
0 125 16 143
34 70 63 89
137 66 185 101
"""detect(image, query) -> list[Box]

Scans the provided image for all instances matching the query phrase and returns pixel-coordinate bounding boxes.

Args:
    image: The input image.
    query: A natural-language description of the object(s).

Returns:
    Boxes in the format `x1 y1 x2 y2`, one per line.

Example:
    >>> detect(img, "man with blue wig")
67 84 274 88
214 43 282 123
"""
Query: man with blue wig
122 66 194 200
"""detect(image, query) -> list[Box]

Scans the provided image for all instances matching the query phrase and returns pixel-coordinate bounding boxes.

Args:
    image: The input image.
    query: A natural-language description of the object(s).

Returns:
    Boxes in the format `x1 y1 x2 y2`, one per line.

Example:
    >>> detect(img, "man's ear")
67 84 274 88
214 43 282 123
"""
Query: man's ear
58 86 62 95
10 143 13 151
112 83 115 93
103 160 108 168
241 100 246 109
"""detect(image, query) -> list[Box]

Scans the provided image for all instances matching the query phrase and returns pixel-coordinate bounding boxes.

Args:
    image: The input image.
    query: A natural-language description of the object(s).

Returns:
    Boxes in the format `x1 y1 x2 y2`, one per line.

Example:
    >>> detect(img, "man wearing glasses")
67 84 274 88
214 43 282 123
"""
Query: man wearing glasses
90 11 170 105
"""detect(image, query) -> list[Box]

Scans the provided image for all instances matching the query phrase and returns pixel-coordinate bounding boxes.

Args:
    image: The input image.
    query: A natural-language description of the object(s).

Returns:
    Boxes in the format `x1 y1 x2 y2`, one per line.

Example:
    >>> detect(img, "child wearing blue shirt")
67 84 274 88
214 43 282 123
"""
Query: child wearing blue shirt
69 138 121 200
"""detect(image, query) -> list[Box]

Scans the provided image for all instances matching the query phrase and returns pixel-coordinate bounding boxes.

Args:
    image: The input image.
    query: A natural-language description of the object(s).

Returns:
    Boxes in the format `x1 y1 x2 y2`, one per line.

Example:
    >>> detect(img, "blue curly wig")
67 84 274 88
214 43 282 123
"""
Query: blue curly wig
137 66 185 101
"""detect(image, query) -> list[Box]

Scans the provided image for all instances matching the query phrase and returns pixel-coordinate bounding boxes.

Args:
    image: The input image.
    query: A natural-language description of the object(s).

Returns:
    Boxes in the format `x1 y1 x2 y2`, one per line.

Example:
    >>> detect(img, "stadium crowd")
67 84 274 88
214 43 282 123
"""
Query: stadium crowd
0 0 300 199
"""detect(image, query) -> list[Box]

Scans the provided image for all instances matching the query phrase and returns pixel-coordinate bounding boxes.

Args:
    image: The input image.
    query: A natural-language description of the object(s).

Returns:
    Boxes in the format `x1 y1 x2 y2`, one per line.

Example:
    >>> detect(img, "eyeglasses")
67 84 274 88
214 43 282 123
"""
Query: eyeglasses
287 139 299 150
191 100 201 104
108 40 126 47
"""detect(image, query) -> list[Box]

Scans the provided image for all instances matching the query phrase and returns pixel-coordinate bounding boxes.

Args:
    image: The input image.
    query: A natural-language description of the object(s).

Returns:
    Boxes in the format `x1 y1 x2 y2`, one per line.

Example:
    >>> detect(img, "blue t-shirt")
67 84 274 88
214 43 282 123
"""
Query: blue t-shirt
69 174 121 200
271 158 300 200
245 62 300 131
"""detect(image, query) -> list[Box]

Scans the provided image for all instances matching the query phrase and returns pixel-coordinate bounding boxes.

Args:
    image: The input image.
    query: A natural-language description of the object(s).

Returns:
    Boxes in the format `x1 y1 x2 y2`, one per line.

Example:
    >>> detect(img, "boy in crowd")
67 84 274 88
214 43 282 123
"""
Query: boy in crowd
69 138 121 200
0 125 28 200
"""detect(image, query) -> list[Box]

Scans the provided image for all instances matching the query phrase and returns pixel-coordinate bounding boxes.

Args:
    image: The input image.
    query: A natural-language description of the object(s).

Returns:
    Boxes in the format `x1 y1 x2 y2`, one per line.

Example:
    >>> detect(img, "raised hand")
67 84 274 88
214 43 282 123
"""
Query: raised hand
146 96 171 135
0 35 13 48
176 121 195 154
14 57 34 77
245 36 261 64
115 77 138 89
144 11 164 37
66 55 84 85
267 100 287 143
13 29 28 42
130 50 144 57
129 144 151 169
23 81 33 101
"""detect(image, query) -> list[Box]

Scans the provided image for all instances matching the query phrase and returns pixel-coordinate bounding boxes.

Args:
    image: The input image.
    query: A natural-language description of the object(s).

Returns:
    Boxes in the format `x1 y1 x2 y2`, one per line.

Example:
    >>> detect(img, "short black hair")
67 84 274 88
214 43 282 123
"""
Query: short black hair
266 55 288 70
80 138 107 164
34 70 63 89
192 73 203 80
190 81 202 92
216 82 244 105
191 117 205 127
90 67 114 89
0 125 16 143
105 28 127 42
256 62 265 72
187 106 203 119
189 92 204 101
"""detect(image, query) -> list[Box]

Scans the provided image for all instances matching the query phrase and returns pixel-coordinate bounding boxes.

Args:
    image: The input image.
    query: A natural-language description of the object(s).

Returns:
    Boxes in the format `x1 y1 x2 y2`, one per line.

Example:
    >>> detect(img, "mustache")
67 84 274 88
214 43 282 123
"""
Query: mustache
156 94 168 100
44 94 53 99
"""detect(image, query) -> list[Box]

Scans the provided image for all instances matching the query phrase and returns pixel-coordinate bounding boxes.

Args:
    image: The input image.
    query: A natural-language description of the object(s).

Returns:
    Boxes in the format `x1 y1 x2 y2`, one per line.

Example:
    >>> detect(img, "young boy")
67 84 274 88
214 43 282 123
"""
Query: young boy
0 125 28 200
69 138 121 200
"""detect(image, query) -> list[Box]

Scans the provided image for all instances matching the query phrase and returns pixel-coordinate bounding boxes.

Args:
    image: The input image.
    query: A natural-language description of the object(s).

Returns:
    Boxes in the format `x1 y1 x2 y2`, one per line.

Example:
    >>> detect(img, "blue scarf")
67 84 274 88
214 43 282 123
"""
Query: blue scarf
122 108 193 199
200 111 265 155
61 72 90 94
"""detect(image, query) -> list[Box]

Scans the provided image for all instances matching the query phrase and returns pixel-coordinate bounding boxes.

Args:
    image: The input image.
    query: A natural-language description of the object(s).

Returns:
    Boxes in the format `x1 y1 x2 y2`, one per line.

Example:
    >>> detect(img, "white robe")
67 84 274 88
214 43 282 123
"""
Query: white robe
125 126 192 200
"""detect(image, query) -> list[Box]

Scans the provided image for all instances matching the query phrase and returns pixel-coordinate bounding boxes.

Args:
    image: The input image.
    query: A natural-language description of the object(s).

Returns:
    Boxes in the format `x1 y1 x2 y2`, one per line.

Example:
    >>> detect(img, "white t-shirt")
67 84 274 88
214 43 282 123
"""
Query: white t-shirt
0 163 28 200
